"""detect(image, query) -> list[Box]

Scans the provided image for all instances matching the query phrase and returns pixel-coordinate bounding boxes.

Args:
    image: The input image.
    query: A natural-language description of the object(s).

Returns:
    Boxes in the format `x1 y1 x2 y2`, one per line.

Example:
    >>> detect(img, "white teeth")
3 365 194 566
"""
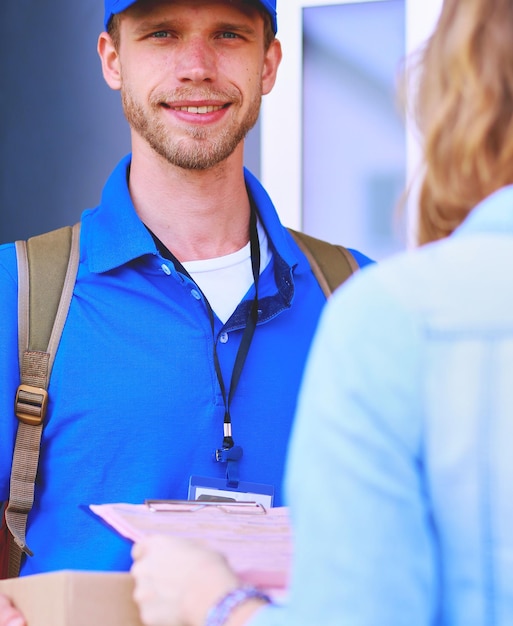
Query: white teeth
175 105 223 114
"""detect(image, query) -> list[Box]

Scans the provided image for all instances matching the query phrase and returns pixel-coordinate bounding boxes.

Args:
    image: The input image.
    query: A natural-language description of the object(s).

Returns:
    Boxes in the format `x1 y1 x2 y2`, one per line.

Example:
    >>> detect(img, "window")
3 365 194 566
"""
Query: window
260 0 443 257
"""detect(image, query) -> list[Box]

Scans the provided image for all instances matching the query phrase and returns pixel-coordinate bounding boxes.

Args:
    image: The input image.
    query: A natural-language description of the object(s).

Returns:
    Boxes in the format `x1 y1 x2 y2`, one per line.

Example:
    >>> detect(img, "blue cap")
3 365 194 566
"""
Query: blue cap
104 0 277 34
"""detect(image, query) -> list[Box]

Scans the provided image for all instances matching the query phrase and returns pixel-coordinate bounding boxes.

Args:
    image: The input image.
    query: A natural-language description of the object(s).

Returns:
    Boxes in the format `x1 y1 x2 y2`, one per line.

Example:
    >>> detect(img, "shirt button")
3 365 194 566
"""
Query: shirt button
219 332 229 344
191 289 202 300
161 264 171 275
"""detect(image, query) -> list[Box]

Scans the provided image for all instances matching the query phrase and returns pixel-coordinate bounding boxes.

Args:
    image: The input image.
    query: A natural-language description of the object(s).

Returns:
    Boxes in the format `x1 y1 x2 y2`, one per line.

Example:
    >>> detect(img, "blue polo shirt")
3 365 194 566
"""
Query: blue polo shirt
0 155 372 575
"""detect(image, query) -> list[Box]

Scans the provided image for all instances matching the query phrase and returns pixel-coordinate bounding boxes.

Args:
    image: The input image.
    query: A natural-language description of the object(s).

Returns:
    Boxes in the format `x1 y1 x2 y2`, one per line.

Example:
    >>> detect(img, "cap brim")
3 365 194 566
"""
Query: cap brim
104 0 138 30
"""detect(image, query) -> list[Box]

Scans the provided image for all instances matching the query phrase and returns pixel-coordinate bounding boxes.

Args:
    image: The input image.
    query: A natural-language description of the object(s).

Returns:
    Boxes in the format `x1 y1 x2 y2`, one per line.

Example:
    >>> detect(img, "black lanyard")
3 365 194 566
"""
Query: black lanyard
147 208 260 486
212 208 260 485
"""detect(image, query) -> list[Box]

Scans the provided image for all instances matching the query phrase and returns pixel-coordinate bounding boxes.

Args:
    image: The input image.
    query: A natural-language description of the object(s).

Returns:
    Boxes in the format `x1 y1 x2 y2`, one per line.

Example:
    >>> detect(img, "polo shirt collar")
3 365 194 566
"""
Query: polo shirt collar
242 167 300 268
86 155 157 274
86 154 300 275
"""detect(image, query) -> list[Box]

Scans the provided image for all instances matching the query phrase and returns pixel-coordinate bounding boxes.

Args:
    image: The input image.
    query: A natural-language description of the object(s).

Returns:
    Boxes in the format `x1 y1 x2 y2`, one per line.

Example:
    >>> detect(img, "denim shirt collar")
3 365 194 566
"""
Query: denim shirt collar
455 184 513 238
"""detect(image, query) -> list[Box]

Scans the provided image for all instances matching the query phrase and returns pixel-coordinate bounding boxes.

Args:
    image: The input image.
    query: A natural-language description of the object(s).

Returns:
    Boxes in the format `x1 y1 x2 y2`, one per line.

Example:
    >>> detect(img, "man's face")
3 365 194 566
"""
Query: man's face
102 0 281 170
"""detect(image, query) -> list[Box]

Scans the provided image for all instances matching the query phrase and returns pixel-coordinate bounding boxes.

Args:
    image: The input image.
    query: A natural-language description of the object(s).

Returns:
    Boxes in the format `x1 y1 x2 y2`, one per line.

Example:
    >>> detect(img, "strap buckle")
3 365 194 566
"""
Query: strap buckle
15 384 48 426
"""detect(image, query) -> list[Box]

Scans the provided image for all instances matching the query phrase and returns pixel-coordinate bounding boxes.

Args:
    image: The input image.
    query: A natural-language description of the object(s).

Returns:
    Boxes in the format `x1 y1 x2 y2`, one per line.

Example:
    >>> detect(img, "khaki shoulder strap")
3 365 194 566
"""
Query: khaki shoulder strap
5 223 81 577
287 228 359 298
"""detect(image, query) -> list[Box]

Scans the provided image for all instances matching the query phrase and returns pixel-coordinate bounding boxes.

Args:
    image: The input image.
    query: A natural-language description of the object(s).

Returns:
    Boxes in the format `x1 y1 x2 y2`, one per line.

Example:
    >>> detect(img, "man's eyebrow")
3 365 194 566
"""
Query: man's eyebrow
131 19 179 35
215 21 258 37
130 19 258 38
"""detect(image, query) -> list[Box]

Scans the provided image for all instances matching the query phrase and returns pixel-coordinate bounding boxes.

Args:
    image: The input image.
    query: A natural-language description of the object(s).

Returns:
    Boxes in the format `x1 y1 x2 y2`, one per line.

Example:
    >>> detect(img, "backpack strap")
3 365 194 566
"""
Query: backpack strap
5 223 81 577
287 228 359 297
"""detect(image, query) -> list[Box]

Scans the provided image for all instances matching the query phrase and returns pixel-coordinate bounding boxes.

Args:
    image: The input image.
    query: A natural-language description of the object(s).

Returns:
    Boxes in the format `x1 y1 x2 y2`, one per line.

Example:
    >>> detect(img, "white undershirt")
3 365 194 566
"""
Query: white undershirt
182 220 271 324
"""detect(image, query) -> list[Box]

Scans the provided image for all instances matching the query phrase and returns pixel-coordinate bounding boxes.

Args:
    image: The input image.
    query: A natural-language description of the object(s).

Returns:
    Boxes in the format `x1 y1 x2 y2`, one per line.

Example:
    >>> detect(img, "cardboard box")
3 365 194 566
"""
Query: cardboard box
0 570 144 626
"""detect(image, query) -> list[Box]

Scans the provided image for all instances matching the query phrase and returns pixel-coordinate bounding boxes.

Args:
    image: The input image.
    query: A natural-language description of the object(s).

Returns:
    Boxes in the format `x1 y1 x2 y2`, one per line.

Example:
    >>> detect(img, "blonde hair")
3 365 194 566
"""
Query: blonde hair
413 0 513 245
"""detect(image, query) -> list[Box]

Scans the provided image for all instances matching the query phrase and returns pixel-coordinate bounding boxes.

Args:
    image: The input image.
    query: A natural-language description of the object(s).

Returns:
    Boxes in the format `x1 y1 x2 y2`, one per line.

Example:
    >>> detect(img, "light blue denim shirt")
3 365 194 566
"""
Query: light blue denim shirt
252 185 513 625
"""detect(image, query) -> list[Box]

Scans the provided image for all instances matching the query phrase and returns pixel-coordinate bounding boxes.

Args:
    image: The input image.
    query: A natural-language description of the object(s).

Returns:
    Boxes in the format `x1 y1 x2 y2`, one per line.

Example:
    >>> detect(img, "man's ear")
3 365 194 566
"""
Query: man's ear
98 32 122 91
261 39 282 96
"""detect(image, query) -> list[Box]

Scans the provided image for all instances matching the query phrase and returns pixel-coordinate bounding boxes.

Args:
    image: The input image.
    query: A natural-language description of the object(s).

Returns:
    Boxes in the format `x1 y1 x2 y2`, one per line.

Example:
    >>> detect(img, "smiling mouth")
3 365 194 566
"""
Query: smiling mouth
170 104 227 114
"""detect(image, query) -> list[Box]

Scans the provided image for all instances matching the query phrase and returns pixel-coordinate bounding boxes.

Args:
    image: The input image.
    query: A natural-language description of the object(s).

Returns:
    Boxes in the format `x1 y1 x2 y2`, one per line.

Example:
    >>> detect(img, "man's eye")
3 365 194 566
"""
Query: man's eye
151 31 169 39
219 32 239 39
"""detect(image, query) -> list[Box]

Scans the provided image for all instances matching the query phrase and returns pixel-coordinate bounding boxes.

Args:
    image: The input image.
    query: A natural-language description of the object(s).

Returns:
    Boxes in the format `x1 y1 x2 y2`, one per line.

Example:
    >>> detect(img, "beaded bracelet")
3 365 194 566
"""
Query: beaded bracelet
205 586 271 626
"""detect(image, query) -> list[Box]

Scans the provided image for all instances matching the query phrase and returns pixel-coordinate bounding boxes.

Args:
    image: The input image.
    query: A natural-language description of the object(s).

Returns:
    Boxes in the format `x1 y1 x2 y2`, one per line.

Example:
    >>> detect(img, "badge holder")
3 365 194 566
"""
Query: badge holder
188 475 274 510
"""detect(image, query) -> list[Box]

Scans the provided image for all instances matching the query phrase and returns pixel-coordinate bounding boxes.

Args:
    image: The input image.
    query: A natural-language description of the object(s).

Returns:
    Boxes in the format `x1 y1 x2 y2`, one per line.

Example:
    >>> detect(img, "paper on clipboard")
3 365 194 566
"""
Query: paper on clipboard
89 502 292 593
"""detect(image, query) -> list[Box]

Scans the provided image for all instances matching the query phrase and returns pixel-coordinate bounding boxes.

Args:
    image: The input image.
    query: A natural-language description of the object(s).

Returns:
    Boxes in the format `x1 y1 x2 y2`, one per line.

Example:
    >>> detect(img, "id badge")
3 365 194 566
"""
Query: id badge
188 475 274 509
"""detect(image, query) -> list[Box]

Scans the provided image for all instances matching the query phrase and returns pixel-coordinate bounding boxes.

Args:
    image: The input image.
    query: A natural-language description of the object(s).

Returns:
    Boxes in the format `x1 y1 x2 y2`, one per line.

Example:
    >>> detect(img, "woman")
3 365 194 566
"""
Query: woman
130 0 513 623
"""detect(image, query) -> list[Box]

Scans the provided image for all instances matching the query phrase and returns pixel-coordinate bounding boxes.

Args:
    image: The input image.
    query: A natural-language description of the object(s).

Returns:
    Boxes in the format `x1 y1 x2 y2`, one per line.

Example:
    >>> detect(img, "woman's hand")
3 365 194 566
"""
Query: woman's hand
131 535 240 626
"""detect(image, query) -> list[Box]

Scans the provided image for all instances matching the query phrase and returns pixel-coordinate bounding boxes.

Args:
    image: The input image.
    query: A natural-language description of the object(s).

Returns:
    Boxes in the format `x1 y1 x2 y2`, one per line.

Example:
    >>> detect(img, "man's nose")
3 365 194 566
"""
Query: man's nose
175 37 217 83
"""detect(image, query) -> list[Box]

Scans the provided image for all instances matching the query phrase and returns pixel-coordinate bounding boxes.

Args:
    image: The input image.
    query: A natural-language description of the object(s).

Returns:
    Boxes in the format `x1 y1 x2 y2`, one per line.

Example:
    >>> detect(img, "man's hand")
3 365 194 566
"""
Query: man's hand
131 535 240 626
0 594 25 626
